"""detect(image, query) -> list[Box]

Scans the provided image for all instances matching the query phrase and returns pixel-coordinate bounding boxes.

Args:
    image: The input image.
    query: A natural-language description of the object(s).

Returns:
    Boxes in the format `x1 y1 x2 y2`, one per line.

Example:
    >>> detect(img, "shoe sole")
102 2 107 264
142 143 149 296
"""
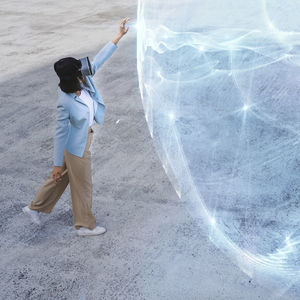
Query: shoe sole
76 229 106 236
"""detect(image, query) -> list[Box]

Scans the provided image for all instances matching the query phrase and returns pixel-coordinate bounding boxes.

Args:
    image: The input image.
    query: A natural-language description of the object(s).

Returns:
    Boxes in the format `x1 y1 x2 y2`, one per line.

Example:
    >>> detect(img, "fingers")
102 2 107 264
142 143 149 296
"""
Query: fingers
57 174 62 183
120 17 128 25
120 17 130 27
52 172 62 185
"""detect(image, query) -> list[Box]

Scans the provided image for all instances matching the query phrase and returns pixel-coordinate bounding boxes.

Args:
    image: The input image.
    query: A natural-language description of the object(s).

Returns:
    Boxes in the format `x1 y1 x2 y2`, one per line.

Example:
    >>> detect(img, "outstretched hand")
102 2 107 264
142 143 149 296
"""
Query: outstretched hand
112 17 130 45
119 17 130 35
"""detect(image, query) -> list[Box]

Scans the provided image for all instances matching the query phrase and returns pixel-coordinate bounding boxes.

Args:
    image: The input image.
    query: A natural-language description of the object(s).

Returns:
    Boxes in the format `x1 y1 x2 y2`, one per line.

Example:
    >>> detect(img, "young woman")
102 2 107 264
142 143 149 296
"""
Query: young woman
23 18 130 236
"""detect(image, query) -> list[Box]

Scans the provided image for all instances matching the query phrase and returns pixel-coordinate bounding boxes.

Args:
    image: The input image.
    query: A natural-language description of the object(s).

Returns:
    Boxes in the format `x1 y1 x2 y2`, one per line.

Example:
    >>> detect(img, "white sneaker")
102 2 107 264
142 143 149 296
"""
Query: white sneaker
76 226 106 236
22 205 41 225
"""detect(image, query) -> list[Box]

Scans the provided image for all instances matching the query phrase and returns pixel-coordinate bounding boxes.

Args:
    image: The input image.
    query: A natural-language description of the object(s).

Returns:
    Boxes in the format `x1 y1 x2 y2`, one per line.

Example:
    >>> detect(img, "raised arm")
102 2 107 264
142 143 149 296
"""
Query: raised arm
90 17 130 77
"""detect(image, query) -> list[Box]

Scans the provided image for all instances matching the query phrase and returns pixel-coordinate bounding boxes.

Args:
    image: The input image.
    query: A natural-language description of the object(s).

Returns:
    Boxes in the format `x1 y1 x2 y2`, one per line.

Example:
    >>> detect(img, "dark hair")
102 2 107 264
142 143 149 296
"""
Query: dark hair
54 57 89 94
58 75 87 94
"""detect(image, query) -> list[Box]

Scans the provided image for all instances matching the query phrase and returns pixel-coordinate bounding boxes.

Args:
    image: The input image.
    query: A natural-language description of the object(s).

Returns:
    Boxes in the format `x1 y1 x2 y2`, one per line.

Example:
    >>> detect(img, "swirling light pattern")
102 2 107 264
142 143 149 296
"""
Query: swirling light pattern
136 0 300 295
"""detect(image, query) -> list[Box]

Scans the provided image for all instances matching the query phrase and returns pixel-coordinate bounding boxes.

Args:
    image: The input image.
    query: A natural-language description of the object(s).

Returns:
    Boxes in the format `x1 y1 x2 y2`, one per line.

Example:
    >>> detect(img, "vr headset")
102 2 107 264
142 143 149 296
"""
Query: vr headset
56 56 93 80
78 56 92 76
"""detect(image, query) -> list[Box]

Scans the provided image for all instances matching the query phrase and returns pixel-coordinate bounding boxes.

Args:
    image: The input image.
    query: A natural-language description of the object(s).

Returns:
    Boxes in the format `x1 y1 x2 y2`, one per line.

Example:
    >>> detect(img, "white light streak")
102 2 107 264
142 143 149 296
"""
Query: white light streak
169 112 175 121
243 104 249 111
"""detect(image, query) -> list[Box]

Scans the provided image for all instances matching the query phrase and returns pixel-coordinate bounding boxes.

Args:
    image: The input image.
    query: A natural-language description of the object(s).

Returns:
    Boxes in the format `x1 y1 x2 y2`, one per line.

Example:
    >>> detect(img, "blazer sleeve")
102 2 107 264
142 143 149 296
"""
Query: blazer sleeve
53 100 70 167
90 41 118 77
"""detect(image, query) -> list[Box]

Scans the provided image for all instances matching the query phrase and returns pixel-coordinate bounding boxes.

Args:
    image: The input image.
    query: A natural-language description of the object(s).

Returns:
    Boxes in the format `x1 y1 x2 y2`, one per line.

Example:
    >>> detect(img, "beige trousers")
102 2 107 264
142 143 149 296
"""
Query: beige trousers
29 126 96 230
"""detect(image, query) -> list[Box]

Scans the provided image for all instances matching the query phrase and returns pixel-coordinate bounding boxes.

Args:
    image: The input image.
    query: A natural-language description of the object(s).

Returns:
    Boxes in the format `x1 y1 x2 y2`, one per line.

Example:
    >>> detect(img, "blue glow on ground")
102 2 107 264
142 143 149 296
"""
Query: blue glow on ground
136 0 300 295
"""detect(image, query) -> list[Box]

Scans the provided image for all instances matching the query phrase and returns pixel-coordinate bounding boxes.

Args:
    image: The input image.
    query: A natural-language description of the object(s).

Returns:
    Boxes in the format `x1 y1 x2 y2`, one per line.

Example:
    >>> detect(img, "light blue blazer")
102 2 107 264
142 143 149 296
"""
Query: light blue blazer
53 41 118 166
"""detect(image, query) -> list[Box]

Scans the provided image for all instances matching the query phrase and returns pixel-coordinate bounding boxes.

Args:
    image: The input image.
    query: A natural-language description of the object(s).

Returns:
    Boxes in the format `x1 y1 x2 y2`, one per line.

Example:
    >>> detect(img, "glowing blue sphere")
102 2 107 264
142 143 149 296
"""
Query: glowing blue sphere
137 0 300 291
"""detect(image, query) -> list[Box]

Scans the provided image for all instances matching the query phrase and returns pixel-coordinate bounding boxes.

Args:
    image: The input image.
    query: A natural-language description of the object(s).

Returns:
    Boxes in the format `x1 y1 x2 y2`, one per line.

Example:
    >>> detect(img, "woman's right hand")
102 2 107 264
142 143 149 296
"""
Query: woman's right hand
52 166 62 185
119 17 130 36
112 17 130 45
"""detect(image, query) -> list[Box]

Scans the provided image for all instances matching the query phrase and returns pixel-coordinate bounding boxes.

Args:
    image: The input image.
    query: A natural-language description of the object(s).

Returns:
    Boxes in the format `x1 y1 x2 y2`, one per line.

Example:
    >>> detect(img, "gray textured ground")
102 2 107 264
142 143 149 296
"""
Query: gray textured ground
0 1 298 299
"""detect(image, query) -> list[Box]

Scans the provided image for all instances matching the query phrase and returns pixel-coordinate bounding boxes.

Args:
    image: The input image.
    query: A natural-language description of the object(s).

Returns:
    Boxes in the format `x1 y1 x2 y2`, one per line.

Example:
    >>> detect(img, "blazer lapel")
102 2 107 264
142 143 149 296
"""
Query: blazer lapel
69 76 104 107
70 92 87 107
71 80 95 106
83 85 95 93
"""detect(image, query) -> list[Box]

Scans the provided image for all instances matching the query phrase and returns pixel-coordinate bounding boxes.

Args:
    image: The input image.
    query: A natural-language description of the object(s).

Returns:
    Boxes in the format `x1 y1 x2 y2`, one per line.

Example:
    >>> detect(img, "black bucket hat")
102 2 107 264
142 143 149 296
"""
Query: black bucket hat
54 57 82 80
